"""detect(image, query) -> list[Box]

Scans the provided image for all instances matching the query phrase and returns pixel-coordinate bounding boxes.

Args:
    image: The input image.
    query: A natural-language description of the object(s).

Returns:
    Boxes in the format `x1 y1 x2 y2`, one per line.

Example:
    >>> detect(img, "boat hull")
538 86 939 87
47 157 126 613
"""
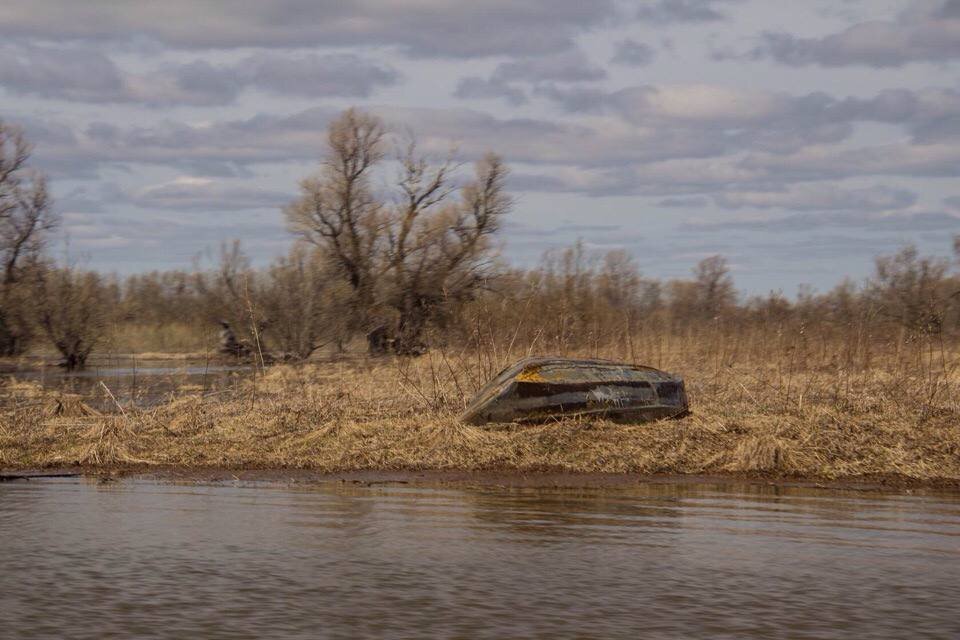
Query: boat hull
461 357 689 425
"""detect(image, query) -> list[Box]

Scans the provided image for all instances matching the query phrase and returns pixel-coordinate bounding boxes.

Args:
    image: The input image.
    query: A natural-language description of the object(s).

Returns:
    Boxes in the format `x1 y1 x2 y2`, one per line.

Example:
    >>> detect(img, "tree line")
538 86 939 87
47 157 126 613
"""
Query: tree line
3 110 960 370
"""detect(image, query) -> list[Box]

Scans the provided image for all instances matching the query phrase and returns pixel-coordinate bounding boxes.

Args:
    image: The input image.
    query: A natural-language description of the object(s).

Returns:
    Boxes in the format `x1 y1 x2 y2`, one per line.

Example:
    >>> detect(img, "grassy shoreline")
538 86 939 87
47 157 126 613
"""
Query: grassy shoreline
3 348 959 487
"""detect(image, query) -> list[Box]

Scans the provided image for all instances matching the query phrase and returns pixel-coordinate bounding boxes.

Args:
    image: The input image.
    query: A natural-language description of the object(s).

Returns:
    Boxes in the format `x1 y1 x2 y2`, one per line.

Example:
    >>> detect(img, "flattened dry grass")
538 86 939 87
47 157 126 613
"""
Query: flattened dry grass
2 346 959 482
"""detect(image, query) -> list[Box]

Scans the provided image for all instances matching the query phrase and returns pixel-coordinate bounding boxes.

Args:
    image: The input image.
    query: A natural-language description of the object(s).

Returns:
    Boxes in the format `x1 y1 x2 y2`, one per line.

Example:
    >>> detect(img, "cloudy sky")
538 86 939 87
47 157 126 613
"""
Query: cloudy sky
2 0 959 293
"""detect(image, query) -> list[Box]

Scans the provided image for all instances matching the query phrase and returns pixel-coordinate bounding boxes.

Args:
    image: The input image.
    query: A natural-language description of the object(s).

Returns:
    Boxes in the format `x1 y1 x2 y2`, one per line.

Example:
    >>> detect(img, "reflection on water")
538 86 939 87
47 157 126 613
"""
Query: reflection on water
1 479 959 639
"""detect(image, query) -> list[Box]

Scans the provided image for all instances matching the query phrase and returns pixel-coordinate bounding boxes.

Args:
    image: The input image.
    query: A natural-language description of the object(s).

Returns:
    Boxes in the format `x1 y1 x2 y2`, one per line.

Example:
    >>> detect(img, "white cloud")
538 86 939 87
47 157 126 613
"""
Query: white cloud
612 85 785 123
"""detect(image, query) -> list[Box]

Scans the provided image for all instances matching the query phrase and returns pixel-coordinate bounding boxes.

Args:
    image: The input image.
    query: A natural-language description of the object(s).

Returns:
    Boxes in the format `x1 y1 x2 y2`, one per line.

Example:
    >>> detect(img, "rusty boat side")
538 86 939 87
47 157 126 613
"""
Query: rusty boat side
460 356 689 425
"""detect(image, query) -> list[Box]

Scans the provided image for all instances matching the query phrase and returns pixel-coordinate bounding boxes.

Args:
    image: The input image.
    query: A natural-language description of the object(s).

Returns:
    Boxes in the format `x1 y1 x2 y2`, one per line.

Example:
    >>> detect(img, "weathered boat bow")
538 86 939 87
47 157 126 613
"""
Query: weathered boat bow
461 357 689 425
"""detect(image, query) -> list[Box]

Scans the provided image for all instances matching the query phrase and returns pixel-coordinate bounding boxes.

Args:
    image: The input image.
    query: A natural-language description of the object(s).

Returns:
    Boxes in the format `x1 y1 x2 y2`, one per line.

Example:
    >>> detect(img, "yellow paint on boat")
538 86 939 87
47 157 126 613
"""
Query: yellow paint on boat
515 366 545 382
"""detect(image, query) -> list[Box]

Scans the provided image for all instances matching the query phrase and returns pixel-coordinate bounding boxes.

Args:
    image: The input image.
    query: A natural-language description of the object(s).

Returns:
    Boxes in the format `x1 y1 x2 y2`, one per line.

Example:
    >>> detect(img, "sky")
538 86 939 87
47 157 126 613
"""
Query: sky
2 0 959 294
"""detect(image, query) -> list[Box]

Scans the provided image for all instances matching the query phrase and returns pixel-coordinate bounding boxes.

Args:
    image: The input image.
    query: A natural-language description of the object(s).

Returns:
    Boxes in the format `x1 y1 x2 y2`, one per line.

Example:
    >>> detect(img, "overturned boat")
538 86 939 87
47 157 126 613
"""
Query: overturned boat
461 357 688 425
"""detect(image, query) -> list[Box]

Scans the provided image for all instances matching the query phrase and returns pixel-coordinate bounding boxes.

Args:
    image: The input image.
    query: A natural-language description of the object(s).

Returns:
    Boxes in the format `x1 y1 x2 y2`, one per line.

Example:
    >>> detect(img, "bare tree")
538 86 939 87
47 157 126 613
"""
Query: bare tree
33 265 110 370
692 255 735 319
870 244 951 335
597 249 642 311
384 147 511 352
0 121 58 354
286 108 512 354
285 108 385 321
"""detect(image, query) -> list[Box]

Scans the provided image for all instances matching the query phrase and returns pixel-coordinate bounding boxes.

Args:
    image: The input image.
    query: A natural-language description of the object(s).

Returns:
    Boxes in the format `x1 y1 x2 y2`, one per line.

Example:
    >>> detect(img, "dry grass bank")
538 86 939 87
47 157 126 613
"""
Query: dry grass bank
2 340 959 483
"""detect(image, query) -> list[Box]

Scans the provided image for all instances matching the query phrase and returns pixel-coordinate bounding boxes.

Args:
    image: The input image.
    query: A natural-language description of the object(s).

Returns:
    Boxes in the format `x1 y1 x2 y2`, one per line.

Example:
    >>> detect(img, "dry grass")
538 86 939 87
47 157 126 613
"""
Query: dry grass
107 322 215 355
2 337 960 483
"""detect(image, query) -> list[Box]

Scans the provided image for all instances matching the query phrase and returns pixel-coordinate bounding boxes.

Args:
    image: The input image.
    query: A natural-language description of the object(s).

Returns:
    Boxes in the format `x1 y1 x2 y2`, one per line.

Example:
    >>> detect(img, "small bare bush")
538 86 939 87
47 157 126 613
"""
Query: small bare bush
33 265 111 370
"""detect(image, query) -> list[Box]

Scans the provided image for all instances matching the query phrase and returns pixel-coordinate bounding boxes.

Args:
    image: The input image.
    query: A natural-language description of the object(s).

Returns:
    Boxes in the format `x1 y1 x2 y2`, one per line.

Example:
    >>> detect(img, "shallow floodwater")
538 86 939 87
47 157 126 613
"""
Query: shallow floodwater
1 479 959 639
1 358 249 410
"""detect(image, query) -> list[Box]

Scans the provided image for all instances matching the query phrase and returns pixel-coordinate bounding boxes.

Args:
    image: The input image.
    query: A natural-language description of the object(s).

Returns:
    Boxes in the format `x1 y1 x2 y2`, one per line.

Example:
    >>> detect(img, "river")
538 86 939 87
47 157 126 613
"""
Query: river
1 478 958 639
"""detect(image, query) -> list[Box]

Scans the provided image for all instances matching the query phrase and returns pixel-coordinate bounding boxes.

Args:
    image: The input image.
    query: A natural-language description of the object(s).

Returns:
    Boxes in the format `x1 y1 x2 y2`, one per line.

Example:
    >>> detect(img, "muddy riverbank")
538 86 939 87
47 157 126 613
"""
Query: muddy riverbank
5 466 960 494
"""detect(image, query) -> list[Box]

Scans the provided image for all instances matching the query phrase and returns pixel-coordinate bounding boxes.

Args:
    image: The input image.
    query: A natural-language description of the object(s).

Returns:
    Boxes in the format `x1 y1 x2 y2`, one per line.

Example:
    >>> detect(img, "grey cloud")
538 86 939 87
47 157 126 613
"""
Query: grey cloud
546 83 831 123
543 84 856 154
776 88 960 143
657 197 709 207
454 49 605 106
506 141 960 198
454 77 528 106
127 61 244 106
0 45 400 105
505 171 631 197
506 221 623 241
9 116 100 179
741 142 960 181
9 108 335 180
611 40 656 67
0 43 240 105
636 0 735 23
713 185 917 211
946 195 960 209
619 143 960 196
0 0 622 58
941 0 960 17
881 88 960 143
173 160 256 179
76 107 339 166
493 50 606 83
688 234 917 277
368 107 730 168
0 43 124 102
505 174 567 193
17 97 960 201
58 186 107 214
604 85 834 126
61 209 291 269
775 235 927 264
239 53 400 98
554 223 622 234
531 84 608 112
566 164 784 197
686 211 960 233
748 1 960 67
12 115 79 147
547 84 960 151
823 88 960 142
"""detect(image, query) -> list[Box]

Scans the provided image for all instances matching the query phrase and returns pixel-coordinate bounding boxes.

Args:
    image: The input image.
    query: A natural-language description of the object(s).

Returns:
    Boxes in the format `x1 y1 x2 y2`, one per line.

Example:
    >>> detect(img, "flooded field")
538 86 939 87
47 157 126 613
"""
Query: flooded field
1 478 958 639
0 356 253 411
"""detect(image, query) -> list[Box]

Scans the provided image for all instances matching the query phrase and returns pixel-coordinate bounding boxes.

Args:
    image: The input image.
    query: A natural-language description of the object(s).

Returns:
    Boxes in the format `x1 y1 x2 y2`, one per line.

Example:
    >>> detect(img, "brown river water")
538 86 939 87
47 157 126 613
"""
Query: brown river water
1 478 959 639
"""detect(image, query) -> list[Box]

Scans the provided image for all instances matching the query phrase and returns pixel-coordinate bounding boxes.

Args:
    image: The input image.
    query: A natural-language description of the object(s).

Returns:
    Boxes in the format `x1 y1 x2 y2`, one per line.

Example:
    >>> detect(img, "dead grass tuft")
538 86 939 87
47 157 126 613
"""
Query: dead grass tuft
73 418 150 466
44 394 101 419
725 431 795 473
